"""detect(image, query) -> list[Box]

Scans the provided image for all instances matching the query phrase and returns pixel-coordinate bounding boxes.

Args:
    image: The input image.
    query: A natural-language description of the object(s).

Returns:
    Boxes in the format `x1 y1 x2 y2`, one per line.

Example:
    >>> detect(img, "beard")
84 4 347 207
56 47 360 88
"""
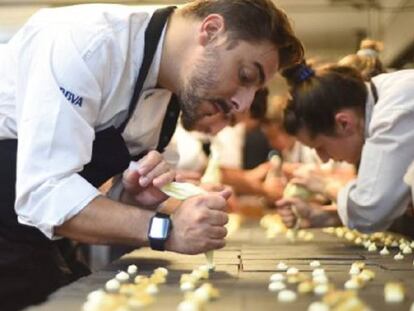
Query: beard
178 46 225 131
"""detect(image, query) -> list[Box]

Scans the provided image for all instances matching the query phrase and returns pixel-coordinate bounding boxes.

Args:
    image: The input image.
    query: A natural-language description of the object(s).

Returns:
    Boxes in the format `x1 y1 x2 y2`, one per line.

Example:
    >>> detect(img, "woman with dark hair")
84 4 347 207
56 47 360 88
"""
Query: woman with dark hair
276 62 414 233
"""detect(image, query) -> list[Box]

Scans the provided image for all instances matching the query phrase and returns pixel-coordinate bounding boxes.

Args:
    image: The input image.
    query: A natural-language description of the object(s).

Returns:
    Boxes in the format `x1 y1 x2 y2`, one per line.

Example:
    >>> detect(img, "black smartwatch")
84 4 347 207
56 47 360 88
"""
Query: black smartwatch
148 212 172 251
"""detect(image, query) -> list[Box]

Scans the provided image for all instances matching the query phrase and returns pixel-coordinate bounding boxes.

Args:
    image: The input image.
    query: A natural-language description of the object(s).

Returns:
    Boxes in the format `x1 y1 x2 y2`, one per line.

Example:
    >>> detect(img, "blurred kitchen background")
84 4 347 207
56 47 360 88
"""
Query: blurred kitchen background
0 0 413 69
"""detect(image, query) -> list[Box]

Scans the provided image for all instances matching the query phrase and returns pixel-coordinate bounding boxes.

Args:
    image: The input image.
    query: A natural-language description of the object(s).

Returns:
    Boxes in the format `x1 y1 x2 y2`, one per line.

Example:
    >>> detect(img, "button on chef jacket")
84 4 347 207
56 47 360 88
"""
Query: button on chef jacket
0 4 175 239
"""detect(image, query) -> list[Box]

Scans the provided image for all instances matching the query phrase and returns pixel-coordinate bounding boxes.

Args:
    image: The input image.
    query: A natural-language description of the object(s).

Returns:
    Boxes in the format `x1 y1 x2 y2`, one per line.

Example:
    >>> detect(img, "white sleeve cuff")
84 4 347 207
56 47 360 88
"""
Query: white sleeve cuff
17 174 101 239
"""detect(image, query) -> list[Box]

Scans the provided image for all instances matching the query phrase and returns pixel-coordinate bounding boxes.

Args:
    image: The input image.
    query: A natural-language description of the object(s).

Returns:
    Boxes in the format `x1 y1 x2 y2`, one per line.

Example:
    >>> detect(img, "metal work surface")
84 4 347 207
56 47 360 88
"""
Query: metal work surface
28 223 414 310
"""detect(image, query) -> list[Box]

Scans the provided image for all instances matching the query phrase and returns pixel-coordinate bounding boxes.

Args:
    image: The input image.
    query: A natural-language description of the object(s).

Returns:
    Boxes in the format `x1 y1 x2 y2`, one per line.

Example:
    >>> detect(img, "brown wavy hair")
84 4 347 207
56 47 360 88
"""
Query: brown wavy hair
182 0 304 69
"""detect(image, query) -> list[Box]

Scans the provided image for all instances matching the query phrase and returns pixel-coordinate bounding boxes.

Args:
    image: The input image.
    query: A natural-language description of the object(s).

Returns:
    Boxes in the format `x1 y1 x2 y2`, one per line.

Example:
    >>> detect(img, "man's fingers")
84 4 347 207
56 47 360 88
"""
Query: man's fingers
208 226 228 239
277 207 294 217
276 197 297 207
201 194 228 211
136 150 163 176
123 169 142 191
219 187 233 200
207 239 226 251
207 210 229 226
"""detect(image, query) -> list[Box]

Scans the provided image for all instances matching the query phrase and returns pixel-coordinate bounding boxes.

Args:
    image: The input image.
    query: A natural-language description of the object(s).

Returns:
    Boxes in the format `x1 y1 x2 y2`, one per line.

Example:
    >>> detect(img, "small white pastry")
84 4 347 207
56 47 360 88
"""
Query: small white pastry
277 289 297 302
345 231 355 241
349 263 362 275
304 232 314 241
384 282 405 303
344 278 362 290
134 275 147 284
359 269 375 281
380 246 390 255
308 301 330 311
313 274 328 284
312 268 326 277
180 282 195 292
297 280 313 294
269 273 285 282
268 281 286 292
193 287 210 303
105 279 120 293
82 301 100 311
402 245 412 254
276 262 288 271
286 267 299 275
313 284 329 295
115 271 129 283
310 260 321 267
391 240 399 247
177 300 201 311
394 252 404 260
298 230 306 239
322 227 335 234
354 237 363 245
191 269 209 280
86 290 105 303
154 267 169 276
368 243 377 252
127 264 138 275
146 283 159 295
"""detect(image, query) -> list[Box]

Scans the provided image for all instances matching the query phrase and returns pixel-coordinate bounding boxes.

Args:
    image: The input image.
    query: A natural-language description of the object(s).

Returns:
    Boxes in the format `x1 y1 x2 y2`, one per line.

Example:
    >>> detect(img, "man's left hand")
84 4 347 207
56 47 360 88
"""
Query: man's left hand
121 150 175 207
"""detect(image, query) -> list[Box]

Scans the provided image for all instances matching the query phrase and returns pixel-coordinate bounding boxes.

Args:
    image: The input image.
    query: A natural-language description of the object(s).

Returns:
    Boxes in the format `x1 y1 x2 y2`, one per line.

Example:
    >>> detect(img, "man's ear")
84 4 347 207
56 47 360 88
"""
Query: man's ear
198 14 225 46
334 109 359 137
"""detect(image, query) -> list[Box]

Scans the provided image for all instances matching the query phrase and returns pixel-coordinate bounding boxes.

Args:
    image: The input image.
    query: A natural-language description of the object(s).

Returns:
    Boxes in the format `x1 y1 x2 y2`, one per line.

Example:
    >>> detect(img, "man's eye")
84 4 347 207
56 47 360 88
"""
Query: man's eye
239 69 253 85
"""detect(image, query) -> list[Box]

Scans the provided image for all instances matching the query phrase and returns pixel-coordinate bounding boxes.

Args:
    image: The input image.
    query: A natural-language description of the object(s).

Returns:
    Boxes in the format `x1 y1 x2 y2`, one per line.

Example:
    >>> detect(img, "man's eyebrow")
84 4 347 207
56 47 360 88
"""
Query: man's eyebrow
254 62 265 85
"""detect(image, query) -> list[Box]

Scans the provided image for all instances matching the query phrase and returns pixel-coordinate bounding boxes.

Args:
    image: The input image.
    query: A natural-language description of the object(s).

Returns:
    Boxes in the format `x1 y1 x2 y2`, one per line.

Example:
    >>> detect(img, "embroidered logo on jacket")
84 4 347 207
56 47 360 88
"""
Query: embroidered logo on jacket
59 87 83 107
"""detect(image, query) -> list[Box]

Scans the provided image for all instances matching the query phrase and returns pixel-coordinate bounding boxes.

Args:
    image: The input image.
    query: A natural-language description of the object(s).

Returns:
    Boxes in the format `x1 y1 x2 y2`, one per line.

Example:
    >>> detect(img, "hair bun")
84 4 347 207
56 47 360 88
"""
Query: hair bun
281 62 315 85
360 39 383 52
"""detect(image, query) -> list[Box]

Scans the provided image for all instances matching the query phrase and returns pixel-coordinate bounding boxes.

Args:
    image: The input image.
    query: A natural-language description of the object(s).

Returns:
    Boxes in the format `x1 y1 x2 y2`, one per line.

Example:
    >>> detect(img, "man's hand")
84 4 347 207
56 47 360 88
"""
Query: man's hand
275 197 312 228
121 150 175 207
165 189 231 254
290 169 327 195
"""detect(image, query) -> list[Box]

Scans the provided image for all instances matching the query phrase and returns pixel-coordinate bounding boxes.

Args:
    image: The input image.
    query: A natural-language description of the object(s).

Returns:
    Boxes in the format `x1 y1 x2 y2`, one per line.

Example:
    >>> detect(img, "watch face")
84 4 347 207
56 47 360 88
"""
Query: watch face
149 217 170 239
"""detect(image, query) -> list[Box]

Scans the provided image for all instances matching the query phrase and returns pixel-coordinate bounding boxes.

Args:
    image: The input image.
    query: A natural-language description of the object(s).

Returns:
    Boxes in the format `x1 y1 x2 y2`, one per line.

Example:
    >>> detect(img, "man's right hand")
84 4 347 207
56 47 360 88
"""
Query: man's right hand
165 189 231 255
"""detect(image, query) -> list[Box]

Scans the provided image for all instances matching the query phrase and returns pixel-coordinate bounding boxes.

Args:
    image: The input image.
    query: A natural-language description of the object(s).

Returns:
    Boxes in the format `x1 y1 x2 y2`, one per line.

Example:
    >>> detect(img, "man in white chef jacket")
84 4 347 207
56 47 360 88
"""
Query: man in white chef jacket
0 0 303 308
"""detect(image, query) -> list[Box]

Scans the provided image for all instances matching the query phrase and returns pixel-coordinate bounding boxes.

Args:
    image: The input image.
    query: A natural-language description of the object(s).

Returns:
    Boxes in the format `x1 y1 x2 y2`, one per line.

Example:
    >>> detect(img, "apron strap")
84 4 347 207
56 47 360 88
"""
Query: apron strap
156 94 180 153
118 6 176 133
370 81 378 104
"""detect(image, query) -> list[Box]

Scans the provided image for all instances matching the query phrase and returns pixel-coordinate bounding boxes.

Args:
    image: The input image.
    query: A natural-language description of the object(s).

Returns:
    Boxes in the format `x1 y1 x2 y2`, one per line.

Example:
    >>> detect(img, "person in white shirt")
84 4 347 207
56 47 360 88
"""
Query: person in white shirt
277 62 414 233
0 0 304 307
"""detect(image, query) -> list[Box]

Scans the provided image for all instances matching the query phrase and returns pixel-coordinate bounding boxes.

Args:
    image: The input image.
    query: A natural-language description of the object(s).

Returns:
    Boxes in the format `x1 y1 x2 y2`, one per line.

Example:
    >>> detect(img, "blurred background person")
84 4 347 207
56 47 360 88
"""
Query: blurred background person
338 38 385 81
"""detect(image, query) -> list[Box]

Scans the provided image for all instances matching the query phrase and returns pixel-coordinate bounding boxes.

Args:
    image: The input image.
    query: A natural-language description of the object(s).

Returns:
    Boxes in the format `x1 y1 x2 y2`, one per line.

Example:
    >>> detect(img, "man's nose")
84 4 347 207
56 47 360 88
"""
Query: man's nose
230 88 256 112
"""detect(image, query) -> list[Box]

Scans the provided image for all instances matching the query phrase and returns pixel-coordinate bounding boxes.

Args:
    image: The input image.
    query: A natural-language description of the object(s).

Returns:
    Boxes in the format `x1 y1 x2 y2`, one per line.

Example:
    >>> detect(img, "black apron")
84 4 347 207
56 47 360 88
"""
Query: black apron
0 6 179 310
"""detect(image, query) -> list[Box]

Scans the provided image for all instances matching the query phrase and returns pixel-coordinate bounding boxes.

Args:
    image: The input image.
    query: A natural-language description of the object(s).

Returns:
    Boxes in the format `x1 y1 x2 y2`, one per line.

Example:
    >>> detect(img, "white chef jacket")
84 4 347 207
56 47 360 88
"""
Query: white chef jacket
0 4 175 239
174 123 245 172
282 141 320 164
337 70 414 232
